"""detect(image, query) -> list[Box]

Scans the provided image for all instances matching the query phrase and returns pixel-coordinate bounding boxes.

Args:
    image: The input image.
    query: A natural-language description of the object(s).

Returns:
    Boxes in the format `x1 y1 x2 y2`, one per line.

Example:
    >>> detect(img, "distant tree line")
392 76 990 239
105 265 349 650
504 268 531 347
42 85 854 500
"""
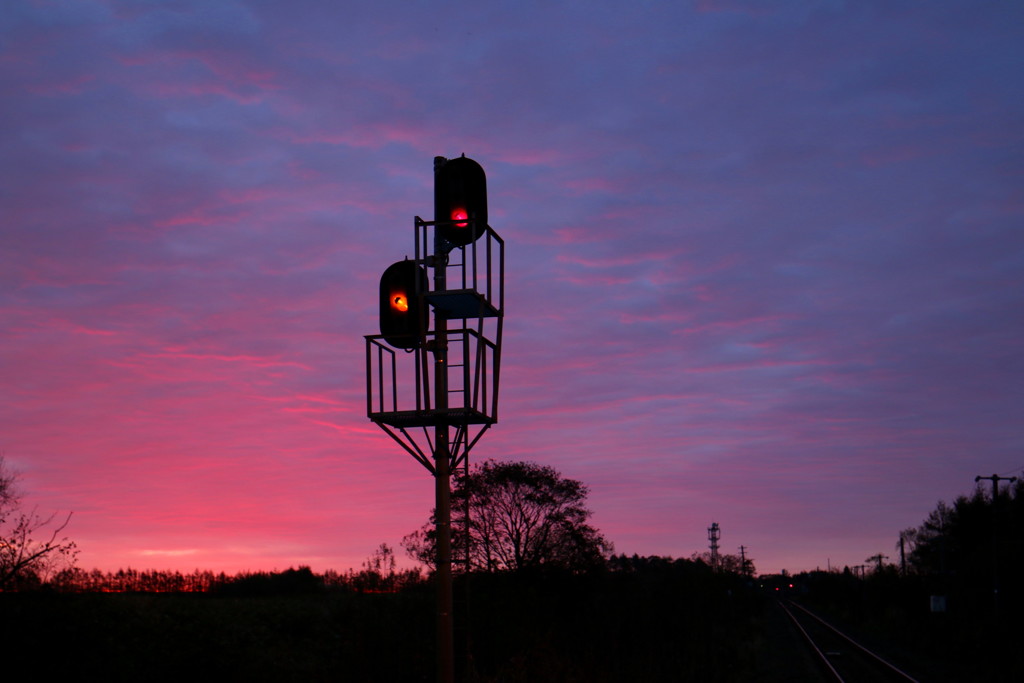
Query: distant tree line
773 477 1024 611
16 544 425 595
18 552 747 595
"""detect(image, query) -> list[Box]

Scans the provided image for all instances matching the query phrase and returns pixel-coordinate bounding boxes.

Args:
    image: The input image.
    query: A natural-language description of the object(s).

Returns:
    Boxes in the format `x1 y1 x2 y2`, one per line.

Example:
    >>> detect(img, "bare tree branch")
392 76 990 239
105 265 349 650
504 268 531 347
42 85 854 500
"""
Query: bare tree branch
0 455 78 589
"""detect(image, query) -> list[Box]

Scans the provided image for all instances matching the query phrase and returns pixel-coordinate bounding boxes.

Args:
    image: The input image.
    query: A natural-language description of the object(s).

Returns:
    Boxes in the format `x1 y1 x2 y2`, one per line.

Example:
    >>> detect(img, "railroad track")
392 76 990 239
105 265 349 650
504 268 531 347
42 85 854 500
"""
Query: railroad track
779 600 922 683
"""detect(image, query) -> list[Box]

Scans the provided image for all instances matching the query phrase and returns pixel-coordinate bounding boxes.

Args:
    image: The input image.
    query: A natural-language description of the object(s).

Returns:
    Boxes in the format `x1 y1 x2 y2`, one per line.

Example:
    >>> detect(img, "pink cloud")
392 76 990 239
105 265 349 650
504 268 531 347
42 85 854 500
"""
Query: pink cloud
1 0 1021 581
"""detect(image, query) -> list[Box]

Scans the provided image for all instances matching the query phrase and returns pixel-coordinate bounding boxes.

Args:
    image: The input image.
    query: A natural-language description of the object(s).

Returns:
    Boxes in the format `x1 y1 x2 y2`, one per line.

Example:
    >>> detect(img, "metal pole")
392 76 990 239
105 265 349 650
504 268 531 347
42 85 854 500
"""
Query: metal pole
435 425 453 683
367 155 502 683
973 474 1017 622
433 156 454 683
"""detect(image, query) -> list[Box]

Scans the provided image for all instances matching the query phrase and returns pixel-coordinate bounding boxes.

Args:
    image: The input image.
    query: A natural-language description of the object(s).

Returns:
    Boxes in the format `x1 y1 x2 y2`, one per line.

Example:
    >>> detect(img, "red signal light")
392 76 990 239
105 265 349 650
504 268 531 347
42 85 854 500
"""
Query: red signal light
435 155 487 247
392 294 409 312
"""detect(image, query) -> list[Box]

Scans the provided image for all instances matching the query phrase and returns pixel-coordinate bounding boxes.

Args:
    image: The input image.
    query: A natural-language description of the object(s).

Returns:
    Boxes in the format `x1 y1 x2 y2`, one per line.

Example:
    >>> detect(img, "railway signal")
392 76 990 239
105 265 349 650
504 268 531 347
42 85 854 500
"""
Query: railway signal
366 155 504 683
435 154 487 247
378 259 427 349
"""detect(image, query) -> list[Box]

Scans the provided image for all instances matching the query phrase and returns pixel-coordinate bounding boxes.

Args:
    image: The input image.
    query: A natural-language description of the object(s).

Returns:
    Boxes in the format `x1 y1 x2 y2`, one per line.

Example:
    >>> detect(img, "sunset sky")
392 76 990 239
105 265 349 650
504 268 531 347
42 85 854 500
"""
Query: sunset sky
3 0 1022 576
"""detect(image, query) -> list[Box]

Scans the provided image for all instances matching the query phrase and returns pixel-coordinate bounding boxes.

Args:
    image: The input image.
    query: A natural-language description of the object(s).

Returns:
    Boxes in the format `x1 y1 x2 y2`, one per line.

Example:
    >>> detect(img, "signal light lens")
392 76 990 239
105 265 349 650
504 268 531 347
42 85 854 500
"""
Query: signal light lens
451 207 469 228
379 260 427 350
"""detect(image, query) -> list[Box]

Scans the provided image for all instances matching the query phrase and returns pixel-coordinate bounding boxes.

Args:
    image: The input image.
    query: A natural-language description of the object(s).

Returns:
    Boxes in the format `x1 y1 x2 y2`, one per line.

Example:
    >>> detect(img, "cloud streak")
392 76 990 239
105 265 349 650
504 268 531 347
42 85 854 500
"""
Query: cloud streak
2 0 1022 575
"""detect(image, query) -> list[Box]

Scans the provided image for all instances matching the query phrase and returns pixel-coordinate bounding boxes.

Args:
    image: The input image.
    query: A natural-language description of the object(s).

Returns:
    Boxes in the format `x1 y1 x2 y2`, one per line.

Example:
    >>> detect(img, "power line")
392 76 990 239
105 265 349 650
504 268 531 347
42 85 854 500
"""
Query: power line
997 464 1024 478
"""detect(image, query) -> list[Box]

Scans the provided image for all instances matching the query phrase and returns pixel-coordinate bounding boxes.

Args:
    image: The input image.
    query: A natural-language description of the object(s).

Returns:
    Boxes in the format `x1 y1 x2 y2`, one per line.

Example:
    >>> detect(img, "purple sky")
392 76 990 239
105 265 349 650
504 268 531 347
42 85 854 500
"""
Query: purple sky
2 0 1022 576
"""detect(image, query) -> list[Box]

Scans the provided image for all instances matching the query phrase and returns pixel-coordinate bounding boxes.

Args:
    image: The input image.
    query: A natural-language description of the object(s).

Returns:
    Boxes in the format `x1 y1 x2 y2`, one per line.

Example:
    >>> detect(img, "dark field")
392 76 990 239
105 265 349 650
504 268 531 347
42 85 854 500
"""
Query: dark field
3 588 432 681
3 569 775 682
3 568 1009 682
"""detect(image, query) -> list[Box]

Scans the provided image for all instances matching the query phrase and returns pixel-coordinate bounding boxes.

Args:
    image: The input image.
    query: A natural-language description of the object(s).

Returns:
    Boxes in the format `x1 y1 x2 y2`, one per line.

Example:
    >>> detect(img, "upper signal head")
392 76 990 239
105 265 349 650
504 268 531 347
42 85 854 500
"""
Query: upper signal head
435 155 487 247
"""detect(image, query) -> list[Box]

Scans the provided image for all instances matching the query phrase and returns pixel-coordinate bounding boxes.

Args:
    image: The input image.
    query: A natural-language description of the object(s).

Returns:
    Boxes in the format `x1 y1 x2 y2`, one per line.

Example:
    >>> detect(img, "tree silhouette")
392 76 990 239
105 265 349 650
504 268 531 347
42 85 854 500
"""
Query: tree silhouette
689 551 754 576
900 477 1024 626
403 460 612 573
344 543 422 593
902 480 1024 577
0 454 78 589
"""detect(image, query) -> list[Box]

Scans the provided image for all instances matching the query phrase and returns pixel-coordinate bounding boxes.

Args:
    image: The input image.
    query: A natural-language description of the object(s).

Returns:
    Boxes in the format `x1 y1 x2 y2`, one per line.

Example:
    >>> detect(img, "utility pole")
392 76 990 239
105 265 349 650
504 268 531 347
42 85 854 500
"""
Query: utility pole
975 473 1017 500
974 473 1016 622
866 553 888 574
738 545 752 577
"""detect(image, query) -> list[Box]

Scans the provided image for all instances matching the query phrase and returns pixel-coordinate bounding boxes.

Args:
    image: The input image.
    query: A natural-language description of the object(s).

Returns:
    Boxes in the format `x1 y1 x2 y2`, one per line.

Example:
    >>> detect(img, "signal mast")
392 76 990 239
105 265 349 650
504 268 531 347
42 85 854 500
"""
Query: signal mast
365 155 504 683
